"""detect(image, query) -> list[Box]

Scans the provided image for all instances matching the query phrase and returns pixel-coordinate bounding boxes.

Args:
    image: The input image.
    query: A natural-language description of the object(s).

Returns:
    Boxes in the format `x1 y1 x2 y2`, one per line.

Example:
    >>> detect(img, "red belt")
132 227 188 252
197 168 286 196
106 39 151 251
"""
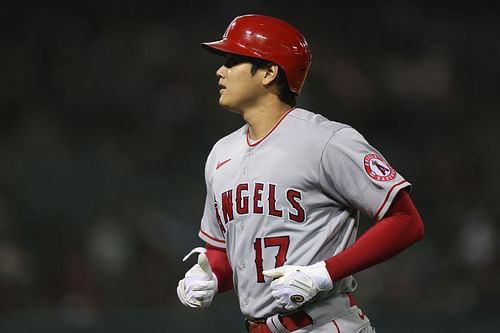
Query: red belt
245 293 357 333
246 311 313 333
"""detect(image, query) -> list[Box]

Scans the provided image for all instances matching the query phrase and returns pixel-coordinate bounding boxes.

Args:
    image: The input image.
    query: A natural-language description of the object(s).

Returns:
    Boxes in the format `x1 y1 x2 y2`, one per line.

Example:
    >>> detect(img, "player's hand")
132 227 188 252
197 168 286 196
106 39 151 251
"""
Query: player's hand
262 262 333 311
177 252 218 308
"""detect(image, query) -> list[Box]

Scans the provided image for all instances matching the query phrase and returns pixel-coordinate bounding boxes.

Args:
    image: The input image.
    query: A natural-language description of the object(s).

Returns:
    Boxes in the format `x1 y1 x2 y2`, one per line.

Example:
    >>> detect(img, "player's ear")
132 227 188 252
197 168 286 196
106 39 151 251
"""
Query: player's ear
262 64 279 87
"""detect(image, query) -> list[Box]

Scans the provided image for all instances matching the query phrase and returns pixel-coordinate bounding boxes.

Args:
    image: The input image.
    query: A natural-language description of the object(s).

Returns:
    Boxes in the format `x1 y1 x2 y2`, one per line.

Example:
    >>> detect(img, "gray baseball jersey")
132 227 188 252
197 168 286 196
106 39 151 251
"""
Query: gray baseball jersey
198 108 410 319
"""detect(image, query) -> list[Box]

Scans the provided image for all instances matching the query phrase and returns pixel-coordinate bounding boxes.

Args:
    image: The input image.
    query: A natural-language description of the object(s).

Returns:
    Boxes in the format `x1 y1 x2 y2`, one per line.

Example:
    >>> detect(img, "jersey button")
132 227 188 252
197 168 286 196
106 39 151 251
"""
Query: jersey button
239 224 244 231
241 168 248 174
241 262 246 269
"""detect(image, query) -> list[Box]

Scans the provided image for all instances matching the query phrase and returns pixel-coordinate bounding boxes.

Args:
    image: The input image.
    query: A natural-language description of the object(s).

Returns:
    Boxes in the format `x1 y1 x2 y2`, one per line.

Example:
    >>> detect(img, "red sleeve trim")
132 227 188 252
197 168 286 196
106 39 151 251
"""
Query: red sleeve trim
374 180 410 220
199 229 225 244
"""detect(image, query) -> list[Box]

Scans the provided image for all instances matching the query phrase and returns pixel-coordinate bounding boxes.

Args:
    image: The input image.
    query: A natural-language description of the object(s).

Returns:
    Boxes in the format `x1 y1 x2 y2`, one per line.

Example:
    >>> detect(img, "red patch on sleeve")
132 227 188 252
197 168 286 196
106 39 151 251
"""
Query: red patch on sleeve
364 154 396 181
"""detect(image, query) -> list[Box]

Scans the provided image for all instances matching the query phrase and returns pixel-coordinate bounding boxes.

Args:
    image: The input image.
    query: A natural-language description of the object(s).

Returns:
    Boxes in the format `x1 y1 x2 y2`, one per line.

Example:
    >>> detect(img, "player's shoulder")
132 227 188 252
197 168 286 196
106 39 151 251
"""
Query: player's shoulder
212 125 246 148
288 108 368 148
206 125 246 159
289 108 352 135
204 125 246 175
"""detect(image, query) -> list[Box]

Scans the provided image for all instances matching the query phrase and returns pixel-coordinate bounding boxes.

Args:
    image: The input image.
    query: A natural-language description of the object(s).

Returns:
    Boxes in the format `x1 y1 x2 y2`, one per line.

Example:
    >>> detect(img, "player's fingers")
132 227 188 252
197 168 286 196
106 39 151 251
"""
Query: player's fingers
262 267 285 278
178 280 202 308
177 280 188 304
198 253 213 275
273 294 287 307
185 267 214 282
270 276 286 288
191 280 217 291
185 264 208 278
185 296 203 308
192 290 214 300
271 289 282 299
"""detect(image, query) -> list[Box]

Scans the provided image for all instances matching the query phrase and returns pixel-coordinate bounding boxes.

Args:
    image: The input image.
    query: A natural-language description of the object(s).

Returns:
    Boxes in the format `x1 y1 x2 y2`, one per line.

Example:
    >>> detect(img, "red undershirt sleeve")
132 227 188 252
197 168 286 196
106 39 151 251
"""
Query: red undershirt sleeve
205 244 234 292
325 190 424 282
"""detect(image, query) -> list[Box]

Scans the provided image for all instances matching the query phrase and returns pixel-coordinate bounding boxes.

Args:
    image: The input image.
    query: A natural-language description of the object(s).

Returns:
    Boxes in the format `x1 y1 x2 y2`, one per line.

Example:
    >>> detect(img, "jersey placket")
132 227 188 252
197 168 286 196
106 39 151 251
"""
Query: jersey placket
237 147 255 311
234 147 255 231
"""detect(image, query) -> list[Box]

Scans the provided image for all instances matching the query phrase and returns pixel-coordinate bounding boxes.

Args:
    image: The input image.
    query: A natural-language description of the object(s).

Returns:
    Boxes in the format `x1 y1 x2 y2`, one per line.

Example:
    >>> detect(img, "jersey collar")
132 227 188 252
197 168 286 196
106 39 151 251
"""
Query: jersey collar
246 107 295 147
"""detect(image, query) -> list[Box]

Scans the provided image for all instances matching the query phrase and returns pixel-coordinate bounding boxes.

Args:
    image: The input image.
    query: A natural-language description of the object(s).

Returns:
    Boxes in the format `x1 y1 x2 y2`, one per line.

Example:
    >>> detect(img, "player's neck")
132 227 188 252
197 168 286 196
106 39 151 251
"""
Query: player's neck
243 100 292 141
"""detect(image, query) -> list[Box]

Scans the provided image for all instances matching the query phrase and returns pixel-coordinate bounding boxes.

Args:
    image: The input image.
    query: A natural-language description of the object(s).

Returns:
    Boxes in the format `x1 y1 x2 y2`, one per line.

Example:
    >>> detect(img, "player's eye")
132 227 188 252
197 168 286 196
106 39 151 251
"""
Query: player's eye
224 55 247 68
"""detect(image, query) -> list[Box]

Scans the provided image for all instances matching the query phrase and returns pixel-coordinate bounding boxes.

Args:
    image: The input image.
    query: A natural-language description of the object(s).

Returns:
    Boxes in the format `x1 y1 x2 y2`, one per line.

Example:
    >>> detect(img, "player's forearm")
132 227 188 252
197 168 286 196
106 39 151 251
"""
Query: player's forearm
205 243 234 292
325 190 424 281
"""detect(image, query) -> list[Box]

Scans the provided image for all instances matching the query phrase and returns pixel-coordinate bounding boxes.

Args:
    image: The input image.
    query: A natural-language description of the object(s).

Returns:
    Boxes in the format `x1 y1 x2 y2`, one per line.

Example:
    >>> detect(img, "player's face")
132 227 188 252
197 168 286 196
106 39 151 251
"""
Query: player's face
216 55 266 112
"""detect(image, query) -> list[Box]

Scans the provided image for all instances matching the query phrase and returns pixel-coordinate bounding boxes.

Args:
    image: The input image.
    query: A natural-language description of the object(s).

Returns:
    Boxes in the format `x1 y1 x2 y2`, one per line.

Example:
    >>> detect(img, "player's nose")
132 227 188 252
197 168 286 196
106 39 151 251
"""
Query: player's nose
216 65 226 78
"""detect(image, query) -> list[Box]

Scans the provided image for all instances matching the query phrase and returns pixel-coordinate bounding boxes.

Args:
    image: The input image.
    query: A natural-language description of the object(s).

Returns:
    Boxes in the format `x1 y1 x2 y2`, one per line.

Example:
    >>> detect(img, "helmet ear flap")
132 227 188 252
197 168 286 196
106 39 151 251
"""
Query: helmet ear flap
201 14 312 95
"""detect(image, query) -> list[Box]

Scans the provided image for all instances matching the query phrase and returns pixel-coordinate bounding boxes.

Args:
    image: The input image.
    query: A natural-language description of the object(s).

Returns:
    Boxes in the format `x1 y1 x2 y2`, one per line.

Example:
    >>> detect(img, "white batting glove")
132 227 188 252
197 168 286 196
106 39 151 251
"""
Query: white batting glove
177 252 218 308
262 262 333 311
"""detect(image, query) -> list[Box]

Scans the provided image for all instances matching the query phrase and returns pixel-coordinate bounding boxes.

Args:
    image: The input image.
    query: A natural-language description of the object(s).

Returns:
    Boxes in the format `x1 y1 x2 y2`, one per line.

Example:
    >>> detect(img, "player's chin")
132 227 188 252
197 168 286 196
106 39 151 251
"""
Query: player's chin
218 95 242 113
218 97 232 110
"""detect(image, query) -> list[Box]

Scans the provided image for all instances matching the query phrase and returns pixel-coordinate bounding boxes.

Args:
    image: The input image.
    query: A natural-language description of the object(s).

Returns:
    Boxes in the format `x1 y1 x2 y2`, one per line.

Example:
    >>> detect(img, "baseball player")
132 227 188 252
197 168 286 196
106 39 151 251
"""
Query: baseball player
177 14 424 333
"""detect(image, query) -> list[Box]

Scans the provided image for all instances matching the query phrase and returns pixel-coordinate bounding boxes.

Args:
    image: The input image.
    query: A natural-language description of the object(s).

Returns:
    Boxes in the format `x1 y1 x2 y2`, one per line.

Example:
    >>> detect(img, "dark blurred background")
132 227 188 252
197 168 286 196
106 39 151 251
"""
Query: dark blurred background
0 0 499 332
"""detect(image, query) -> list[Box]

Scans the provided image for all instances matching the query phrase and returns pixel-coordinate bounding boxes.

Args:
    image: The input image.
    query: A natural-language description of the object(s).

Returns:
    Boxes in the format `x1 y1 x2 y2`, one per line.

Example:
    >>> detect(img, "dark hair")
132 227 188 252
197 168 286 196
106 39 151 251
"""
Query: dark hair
223 54 297 107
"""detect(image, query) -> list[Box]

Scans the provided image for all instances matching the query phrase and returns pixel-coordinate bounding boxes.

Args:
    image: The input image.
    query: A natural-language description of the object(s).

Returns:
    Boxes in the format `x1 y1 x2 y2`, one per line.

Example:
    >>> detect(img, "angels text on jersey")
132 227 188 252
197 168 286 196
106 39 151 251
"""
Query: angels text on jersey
213 181 306 235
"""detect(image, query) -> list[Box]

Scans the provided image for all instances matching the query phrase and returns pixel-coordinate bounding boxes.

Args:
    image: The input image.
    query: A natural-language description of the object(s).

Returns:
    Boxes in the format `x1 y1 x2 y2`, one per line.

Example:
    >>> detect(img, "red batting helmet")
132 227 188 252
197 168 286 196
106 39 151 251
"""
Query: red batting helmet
201 14 312 95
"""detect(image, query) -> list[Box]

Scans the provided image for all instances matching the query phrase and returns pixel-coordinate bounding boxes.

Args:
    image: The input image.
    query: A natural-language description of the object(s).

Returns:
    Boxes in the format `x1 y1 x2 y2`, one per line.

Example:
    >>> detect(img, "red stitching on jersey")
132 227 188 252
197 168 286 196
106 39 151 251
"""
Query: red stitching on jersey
374 180 409 220
200 229 225 244
246 107 295 147
332 320 340 333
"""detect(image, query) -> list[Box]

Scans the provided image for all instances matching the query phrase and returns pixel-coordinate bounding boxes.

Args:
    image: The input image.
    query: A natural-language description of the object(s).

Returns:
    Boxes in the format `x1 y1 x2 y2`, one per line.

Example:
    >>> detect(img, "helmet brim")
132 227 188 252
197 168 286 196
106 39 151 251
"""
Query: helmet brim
201 40 263 60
